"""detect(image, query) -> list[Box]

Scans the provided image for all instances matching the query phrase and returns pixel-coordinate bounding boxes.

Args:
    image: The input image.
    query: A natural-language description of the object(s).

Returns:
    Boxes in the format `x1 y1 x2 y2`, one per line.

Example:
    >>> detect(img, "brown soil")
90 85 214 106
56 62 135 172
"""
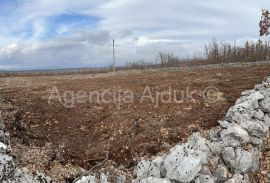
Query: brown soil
1 65 270 181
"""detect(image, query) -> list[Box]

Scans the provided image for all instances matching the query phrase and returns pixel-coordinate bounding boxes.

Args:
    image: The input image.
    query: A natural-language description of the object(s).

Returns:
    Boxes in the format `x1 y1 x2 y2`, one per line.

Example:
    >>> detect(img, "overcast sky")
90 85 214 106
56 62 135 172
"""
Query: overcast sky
0 0 269 70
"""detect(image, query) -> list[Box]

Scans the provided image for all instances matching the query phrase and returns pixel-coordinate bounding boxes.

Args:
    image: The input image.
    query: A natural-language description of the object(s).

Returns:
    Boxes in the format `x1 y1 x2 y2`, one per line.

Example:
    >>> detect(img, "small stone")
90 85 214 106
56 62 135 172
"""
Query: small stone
214 165 228 182
199 165 212 176
137 160 160 180
209 157 219 170
194 174 215 183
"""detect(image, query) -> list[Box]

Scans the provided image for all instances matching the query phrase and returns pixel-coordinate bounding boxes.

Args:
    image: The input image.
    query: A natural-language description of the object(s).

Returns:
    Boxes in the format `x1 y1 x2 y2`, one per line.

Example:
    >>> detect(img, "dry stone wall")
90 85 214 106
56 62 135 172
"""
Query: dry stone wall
127 76 270 183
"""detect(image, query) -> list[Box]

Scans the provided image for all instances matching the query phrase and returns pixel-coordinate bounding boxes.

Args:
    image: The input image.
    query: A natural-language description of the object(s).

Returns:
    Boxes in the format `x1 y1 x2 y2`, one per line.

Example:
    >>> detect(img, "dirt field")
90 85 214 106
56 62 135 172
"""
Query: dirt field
1 65 270 181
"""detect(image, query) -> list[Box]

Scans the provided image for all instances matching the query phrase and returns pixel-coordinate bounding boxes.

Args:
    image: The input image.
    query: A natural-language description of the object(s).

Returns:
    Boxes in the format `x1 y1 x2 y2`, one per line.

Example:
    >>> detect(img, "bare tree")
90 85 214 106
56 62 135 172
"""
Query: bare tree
260 9 270 36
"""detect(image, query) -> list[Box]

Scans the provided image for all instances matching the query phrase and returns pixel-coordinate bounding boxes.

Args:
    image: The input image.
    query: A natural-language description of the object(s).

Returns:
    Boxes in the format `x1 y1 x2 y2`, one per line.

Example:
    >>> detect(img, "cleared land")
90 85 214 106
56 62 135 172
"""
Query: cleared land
1 64 270 181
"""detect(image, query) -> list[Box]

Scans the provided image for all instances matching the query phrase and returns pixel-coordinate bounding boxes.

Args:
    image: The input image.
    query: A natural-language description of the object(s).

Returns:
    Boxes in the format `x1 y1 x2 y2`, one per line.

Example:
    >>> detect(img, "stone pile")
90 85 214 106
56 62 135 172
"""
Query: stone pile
127 76 270 183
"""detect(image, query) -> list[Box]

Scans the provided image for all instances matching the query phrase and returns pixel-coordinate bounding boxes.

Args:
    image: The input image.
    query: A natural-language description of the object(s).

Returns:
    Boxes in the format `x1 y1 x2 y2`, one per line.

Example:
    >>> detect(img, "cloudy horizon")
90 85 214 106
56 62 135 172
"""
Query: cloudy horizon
0 0 270 71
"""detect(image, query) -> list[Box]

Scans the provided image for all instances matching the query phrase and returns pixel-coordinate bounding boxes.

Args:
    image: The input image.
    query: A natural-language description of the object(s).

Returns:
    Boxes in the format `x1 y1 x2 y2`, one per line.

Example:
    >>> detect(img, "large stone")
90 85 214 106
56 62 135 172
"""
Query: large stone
0 154 14 181
263 114 270 127
137 160 160 180
140 177 171 183
222 147 253 174
194 174 215 183
152 156 166 178
259 94 270 113
226 105 253 124
208 127 222 142
251 109 265 120
116 175 126 183
100 173 110 183
224 174 249 183
236 91 264 104
208 141 225 155
164 144 202 182
220 124 249 147
3 168 55 183
74 175 97 183
240 120 269 138
219 121 234 129
187 133 210 164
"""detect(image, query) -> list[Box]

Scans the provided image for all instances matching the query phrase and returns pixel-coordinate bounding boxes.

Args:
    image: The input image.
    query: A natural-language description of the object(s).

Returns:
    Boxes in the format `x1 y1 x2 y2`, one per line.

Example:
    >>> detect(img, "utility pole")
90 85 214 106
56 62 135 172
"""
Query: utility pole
113 38 116 72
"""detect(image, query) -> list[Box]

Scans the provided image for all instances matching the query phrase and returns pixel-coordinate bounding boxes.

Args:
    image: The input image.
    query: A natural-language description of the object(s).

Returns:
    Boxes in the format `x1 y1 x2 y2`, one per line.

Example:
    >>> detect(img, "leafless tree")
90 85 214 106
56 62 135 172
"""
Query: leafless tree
260 9 270 36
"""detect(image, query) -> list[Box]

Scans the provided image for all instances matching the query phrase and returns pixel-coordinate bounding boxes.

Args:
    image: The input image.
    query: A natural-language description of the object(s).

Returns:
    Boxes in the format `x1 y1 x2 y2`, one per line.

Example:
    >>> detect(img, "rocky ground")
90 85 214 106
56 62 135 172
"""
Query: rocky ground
1 64 270 182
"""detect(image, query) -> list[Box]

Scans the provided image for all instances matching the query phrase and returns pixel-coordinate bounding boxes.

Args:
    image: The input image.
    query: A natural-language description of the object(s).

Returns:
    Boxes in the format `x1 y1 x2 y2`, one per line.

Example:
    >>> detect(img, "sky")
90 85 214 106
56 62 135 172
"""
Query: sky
0 0 270 70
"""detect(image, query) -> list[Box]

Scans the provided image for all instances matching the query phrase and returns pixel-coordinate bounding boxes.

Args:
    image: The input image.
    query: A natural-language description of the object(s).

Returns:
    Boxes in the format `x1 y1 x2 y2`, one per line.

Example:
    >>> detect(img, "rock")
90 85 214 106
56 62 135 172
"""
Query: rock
241 89 256 97
208 127 222 142
226 97 264 124
187 133 210 164
246 91 264 101
140 177 171 183
263 114 270 127
208 141 225 155
240 120 269 138
236 91 264 104
33 172 55 183
255 84 264 90
218 121 234 129
0 154 14 181
194 174 215 183
152 156 166 178
0 130 6 144
222 147 253 174
249 136 264 146
199 165 212 176
116 175 126 183
3 168 55 183
224 174 249 183
220 124 249 147
250 147 260 172
259 95 270 113
164 144 202 182
0 142 8 153
251 109 265 120
74 175 97 183
137 160 160 180
208 157 219 170
226 104 252 124
214 164 228 182
100 173 110 183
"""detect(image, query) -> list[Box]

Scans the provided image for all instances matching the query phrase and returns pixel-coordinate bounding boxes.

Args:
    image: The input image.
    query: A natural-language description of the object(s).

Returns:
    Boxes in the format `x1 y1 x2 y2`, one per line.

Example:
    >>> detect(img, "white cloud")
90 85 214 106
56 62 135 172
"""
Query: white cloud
0 0 270 70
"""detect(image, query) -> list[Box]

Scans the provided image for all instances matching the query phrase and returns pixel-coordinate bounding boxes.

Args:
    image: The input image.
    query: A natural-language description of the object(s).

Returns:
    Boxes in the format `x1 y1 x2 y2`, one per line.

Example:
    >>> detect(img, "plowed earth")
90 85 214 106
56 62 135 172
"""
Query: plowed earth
1 65 270 181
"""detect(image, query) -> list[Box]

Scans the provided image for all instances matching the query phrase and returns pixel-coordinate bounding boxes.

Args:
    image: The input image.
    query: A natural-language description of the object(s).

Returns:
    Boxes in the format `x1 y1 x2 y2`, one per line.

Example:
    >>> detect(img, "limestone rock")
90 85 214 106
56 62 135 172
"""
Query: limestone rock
74 175 97 183
137 160 160 180
140 177 171 183
214 164 228 182
152 156 166 178
240 120 269 138
224 174 249 183
164 144 202 182
259 94 270 113
222 147 253 174
221 124 249 147
194 174 215 183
